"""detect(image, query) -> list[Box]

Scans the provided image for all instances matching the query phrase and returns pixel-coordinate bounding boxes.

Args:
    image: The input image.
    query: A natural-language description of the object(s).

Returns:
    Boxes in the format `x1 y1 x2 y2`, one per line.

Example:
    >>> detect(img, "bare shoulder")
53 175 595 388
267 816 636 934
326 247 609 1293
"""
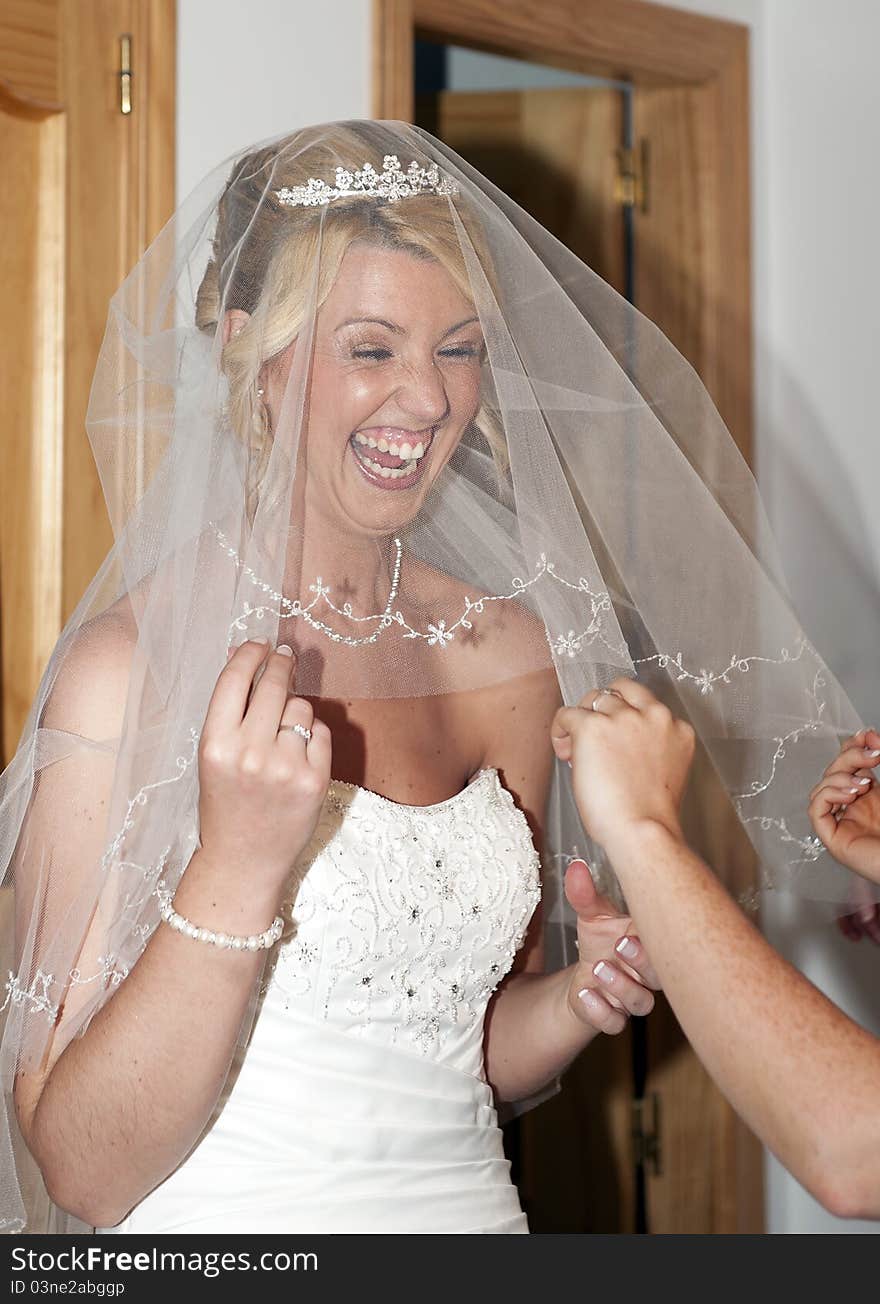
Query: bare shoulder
41 598 140 739
401 552 554 682
401 554 562 785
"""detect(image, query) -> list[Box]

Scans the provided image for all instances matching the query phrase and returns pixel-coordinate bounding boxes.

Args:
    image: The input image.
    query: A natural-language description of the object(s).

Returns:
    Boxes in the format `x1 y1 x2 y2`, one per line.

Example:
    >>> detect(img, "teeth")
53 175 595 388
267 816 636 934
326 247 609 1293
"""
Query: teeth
352 445 420 479
350 434 430 481
353 433 431 457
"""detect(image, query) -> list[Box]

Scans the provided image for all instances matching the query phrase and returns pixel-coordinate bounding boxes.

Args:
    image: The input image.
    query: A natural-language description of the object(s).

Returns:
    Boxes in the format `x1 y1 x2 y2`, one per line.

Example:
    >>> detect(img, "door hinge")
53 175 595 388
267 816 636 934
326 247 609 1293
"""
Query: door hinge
119 34 132 115
614 141 649 214
632 1091 662 1175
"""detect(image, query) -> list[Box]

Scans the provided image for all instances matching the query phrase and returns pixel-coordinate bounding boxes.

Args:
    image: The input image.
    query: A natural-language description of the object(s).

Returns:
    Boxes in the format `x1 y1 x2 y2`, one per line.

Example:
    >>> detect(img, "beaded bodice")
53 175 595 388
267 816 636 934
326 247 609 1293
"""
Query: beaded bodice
261 768 542 1076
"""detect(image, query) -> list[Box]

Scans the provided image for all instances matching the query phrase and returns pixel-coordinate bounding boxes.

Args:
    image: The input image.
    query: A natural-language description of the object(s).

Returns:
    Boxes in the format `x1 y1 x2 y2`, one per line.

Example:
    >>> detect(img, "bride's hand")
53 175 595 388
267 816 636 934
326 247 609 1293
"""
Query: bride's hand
808 728 880 886
564 859 661 1034
197 639 332 896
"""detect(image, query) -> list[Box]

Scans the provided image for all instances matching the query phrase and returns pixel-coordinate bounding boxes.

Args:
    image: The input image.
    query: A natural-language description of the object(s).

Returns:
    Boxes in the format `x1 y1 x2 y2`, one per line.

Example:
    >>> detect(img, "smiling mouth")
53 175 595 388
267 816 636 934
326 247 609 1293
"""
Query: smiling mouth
348 427 434 482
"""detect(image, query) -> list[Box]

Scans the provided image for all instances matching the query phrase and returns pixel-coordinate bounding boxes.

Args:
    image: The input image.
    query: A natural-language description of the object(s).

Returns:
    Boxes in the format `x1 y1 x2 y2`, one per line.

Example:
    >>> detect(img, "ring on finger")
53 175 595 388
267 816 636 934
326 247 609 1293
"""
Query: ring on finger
591 688 625 713
279 722 311 742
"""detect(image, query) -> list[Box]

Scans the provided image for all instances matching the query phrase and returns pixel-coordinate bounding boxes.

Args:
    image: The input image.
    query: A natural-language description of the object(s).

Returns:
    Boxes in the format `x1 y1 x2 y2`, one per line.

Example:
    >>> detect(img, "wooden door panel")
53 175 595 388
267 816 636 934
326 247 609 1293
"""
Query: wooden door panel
0 87 64 762
632 81 762 1233
633 81 751 459
61 0 176 619
0 0 174 766
428 87 626 294
0 0 61 104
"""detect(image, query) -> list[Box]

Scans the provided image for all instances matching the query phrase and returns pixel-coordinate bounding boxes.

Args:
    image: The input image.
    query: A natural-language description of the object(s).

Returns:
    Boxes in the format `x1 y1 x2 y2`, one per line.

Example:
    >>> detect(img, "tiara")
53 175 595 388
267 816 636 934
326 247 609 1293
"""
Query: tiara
274 154 459 208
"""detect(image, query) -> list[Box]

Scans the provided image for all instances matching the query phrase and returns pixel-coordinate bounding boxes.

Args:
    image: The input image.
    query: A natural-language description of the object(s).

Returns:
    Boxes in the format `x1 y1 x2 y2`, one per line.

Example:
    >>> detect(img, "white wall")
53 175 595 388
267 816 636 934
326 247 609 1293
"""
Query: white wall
176 0 371 203
759 0 880 1236
177 0 880 1234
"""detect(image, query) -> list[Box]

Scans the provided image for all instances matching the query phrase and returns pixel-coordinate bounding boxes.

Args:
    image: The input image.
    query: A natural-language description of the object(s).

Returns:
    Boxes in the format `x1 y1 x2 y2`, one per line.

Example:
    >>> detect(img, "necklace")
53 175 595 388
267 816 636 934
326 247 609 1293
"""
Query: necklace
212 523 403 648
293 536 403 647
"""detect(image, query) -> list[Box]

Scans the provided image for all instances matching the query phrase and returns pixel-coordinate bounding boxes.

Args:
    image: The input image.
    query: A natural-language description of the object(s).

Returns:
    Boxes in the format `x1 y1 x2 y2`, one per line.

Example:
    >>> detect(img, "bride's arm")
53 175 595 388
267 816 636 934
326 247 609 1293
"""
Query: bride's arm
15 630 326 1228
478 669 656 1103
482 937 599 1104
20 843 282 1228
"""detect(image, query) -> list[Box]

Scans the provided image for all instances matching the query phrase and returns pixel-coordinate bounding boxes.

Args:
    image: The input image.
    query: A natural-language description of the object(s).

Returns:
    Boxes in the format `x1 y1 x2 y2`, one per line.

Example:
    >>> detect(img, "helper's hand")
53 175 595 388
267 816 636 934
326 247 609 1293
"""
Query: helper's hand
808 728 880 887
551 677 695 854
564 859 661 1035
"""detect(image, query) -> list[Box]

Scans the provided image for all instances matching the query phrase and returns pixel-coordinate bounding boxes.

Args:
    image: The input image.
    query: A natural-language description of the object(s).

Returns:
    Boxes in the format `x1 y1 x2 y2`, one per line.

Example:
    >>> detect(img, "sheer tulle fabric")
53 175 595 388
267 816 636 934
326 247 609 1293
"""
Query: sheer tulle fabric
0 120 870 1233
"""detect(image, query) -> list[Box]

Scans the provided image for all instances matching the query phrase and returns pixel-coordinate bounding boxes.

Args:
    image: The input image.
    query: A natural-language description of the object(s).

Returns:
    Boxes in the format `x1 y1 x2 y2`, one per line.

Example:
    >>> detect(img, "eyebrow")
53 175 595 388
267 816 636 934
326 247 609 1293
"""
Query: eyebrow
334 316 481 338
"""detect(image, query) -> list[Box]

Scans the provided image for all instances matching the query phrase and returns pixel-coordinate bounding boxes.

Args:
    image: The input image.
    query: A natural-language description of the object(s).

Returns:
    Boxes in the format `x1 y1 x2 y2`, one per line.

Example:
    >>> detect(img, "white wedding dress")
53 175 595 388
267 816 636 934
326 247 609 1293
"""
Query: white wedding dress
94 766 541 1235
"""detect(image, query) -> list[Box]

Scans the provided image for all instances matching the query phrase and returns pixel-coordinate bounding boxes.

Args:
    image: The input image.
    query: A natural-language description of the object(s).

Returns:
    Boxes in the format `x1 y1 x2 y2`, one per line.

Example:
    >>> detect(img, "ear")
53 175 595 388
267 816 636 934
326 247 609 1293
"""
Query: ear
222 309 251 347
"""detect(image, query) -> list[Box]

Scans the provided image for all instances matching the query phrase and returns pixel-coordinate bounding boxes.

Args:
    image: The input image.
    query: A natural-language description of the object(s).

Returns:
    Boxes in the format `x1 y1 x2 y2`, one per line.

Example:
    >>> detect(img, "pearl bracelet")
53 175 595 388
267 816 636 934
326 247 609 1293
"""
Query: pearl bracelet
155 880 283 951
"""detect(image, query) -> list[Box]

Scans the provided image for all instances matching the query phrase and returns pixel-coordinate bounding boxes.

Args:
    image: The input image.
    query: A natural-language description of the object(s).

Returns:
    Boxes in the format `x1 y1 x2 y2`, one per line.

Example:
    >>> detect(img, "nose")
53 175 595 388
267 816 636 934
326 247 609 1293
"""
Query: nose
393 358 450 429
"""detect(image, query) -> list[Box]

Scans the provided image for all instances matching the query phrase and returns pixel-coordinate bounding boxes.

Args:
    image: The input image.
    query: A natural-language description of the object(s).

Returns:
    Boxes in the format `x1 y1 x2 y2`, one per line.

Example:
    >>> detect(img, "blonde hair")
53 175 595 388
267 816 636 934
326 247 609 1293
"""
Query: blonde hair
195 125 508 516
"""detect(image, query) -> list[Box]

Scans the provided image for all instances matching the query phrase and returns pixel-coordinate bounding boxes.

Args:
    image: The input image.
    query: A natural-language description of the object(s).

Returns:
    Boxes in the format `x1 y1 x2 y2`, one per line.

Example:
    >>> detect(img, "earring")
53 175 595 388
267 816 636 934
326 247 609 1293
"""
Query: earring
252 386 269 438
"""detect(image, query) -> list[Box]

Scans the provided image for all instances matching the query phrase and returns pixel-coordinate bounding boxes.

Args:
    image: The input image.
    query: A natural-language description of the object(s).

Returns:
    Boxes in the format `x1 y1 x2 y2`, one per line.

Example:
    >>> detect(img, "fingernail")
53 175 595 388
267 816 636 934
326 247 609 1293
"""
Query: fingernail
869 750 880 758
578 988 604 1013
615 936 638 961
593 960 615 984
252 636 269 644
277 644 293 657
858 777 871 785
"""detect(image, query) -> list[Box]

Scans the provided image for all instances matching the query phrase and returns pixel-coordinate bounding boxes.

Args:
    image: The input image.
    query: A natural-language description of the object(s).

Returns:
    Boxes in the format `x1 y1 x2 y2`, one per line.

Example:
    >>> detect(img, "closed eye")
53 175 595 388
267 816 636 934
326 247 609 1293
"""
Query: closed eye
439 345 481 358
351 345 483 362
351 348 394 361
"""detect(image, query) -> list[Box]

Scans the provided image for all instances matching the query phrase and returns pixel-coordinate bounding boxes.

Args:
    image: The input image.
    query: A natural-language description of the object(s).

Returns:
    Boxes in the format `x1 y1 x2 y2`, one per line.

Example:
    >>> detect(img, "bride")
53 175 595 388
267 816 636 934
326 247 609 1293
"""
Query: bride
4 123 658 1235
0 120 863 1234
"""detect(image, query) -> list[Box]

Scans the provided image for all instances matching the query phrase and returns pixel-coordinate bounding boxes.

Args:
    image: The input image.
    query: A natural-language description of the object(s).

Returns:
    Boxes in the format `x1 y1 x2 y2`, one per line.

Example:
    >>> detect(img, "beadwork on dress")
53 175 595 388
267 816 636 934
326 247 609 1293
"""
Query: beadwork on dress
263 768 541 1064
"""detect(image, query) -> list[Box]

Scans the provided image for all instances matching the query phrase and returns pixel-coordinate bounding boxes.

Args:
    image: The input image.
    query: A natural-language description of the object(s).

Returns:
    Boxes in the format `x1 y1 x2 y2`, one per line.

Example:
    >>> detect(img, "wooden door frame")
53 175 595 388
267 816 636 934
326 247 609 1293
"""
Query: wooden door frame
371 0 751 461
371 0 761 1234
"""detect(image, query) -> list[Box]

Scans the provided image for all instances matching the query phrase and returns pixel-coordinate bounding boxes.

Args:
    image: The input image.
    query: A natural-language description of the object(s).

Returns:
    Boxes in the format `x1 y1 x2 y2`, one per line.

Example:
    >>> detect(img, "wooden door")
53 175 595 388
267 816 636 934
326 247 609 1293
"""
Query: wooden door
418 81 763 1234
417 88 627 295
0 0 175 767
630 81 760 1233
